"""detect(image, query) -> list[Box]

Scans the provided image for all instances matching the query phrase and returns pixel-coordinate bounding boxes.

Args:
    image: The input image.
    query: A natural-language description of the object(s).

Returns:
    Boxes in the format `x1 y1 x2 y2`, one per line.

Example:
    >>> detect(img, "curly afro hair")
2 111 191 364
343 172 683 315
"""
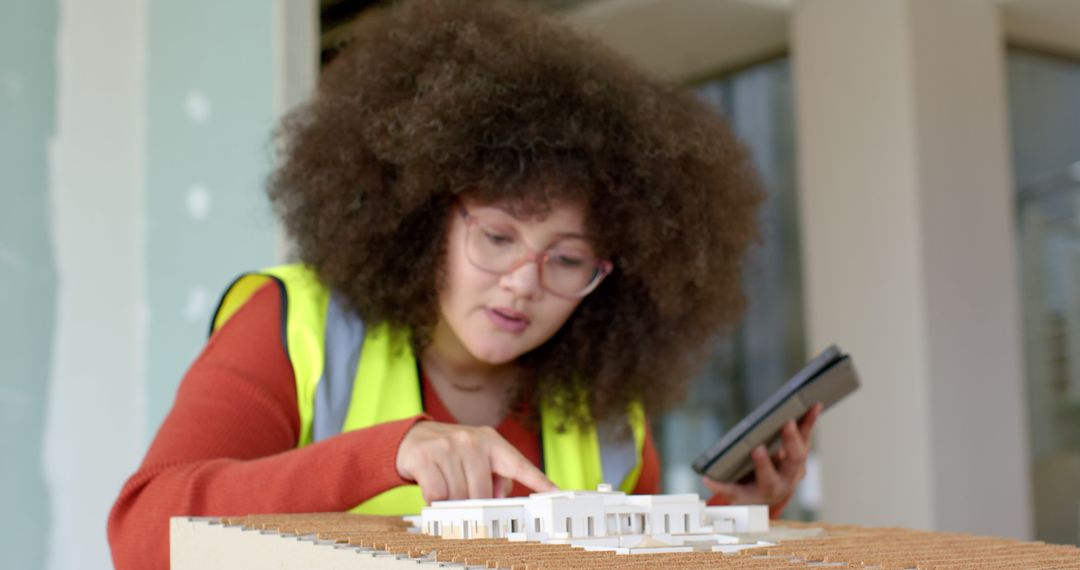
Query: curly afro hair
268 0 763 428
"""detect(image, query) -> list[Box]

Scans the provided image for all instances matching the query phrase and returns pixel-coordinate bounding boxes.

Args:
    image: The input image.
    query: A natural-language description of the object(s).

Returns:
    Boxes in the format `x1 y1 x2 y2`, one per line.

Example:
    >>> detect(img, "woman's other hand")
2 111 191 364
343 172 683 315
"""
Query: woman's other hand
396 421 558 504
701 403 823 511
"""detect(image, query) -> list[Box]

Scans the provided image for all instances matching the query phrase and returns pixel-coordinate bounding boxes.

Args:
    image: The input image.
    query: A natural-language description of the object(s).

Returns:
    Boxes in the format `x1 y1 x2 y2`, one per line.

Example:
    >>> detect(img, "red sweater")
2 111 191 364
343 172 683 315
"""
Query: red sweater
108 283 667 569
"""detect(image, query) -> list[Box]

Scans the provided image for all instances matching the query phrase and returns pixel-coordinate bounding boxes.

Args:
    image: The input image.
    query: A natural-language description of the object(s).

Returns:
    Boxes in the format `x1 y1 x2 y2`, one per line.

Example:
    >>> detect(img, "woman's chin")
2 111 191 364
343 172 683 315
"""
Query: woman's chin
467 342 524 366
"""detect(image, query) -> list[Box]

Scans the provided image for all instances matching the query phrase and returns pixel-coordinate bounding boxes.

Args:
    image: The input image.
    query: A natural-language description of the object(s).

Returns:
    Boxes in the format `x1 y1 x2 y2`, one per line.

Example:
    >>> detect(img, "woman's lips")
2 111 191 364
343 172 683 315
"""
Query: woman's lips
487 308 529 334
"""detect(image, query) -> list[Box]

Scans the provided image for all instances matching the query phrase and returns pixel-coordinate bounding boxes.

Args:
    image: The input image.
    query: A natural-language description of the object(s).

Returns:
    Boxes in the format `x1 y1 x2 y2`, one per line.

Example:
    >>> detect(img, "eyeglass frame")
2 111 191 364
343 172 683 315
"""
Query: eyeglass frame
457 204 614 299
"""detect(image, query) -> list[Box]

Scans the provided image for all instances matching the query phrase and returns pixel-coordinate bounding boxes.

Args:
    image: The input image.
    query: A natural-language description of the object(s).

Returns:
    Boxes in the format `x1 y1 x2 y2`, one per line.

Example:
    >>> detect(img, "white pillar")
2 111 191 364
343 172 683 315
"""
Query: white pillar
45 0 147 568
792 0 1032 538
272 0 318 262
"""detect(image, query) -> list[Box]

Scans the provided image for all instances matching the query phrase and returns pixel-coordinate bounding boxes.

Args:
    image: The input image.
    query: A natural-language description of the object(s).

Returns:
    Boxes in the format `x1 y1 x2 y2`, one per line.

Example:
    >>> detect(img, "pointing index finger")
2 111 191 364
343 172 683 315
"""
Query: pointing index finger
490 440 558 493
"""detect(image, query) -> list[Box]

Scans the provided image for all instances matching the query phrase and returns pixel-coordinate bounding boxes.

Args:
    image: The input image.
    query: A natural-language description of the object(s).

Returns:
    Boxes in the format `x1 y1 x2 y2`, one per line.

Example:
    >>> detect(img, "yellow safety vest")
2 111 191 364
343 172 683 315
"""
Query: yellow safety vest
211 263 644 515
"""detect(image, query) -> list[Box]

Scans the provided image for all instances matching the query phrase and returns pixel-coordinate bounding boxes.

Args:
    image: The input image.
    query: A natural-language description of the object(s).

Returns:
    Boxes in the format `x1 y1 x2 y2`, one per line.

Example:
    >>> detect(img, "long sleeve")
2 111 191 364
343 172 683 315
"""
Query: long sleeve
107 283 426 569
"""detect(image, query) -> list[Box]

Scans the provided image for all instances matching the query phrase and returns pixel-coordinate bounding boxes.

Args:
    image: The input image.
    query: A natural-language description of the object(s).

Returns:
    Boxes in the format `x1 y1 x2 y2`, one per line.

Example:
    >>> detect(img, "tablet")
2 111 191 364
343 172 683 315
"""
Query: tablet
692 345 860 483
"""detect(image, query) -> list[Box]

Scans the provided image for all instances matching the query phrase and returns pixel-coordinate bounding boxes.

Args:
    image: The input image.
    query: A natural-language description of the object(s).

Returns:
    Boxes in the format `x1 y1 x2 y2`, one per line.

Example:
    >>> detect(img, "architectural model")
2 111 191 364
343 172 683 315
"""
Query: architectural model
417 483 771 554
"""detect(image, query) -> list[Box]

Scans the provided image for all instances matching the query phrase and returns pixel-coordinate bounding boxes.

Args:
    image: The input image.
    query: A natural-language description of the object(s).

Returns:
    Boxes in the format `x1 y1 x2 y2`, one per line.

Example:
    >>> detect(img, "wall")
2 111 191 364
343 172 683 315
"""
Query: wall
1 2 59 568
144 0 278 435
1 0 287 568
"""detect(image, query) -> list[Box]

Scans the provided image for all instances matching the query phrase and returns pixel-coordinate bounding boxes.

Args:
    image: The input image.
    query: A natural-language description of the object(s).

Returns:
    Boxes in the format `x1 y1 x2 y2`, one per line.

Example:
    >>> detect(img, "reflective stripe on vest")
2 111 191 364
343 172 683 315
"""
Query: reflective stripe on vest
211 263 645 515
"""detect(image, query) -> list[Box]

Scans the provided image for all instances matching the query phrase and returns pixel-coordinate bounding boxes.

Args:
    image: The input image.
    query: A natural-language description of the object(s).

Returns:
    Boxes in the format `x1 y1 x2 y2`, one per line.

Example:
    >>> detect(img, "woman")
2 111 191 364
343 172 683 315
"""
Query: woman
108 0 820 567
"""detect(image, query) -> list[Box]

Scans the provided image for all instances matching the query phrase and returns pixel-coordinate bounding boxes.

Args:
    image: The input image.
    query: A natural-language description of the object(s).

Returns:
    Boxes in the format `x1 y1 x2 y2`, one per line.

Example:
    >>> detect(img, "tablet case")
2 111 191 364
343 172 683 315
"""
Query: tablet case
692 345 860 483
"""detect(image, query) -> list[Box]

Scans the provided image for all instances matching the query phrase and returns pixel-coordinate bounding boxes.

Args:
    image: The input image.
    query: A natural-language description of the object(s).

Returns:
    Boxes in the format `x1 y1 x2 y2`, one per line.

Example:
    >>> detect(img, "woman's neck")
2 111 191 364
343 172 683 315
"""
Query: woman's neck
419 320 519 425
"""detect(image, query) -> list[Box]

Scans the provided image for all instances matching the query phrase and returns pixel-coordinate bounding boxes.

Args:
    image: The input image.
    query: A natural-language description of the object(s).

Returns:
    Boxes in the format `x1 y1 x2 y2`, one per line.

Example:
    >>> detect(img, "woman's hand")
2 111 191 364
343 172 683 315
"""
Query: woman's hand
396 420 558 504
701 403 823 510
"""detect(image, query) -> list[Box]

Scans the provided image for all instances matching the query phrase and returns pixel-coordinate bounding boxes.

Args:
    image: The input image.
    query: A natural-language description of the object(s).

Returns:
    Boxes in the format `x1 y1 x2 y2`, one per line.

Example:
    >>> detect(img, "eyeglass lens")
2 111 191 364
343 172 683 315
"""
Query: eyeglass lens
466 220 601 296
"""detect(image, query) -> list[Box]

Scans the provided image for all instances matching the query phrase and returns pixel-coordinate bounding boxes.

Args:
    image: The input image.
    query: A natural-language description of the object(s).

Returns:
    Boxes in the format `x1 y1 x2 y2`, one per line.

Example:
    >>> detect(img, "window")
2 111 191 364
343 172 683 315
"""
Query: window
664 514 671 534
510 519 519 533
586 516 594 536
1010 48 1080 547
535 517 542 533
491 519 500 538
657 59 810 521
684 514 690 532
565 517 573 535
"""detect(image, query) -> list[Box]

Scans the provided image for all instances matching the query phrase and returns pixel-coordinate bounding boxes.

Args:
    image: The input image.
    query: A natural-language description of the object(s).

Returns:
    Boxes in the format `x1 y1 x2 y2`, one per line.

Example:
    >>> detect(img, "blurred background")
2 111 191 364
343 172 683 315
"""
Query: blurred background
2 0 1079 568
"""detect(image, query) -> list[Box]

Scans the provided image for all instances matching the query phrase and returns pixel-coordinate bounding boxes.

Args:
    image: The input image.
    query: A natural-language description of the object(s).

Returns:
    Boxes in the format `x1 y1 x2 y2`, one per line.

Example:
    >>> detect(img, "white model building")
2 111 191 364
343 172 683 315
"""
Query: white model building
418 484 771 554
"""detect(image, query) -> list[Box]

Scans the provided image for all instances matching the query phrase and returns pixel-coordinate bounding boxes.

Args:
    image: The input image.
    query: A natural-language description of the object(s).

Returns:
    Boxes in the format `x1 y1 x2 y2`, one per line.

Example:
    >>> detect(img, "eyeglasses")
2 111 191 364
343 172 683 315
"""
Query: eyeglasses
459 206 613 299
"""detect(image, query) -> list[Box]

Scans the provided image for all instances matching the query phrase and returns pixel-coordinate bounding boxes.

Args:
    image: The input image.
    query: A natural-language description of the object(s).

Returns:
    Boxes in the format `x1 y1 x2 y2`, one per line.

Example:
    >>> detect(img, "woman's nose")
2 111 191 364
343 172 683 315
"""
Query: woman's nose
500 256 542 298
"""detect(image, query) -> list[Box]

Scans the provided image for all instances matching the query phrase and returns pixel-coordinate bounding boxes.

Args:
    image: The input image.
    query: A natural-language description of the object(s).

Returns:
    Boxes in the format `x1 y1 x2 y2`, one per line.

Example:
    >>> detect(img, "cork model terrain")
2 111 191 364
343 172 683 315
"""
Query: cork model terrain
172 512 1080 569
